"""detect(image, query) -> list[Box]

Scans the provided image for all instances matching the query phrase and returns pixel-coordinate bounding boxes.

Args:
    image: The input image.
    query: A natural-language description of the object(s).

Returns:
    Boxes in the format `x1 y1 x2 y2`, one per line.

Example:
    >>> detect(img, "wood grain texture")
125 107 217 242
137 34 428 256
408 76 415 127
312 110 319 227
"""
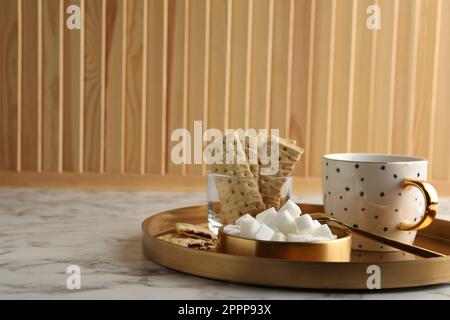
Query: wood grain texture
63 0 82 172
290 0 314 176
432 0 450 180
186 0 209 174
2 0 450 188
104 0 124 173
124 0 144 173
370 0 399 153
83 0 103 172
330 0 356 153
228 0 251 130
42 0 61 172
208 0 231 131
392 0 419 155
0 0 19 171
146 0 168 174
309 0 335 176
21 0 39 171
269 0 293 137
249 0 273 130
350 0 376 153
413 0 440 160
166 0 188 174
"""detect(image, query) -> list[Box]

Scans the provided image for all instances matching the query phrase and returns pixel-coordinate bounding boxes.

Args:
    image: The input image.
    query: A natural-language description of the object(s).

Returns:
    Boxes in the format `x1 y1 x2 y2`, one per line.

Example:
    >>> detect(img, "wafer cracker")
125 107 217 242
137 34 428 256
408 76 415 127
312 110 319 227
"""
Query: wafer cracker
175 223 217 242
208 135 265 223
158 233 216 250
258 135 304 209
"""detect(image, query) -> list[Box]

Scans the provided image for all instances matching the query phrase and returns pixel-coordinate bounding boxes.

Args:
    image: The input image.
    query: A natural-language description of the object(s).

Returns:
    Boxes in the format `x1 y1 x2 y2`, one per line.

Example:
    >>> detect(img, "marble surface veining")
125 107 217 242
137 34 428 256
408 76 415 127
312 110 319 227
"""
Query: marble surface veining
0 189 449 300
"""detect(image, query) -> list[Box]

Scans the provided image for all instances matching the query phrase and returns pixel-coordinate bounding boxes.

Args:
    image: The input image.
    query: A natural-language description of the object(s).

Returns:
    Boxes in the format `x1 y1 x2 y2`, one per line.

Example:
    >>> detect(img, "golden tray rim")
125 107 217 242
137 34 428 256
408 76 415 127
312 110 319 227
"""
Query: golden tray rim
142 203 450 290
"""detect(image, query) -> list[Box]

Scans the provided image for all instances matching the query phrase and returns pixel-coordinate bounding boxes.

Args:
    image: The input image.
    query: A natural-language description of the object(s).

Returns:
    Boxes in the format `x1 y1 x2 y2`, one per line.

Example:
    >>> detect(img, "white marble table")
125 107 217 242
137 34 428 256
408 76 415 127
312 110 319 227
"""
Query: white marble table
0 189 449 300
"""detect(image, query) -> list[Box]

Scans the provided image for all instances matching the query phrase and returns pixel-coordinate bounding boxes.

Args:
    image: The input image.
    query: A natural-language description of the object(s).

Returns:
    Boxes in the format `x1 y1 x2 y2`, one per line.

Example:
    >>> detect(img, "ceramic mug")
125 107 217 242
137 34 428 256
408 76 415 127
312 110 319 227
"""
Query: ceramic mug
322 153 438 252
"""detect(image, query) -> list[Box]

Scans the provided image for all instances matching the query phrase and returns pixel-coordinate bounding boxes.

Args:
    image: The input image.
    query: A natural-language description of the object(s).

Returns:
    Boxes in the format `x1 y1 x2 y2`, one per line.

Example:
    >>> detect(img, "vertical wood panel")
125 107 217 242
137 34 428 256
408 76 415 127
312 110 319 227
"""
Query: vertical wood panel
208 0 231 130
269 0 293 137
186 0 208 174
124 0 144 173
413 0 440 160
146 0 168 174
392 0 419 155
370 0 399 153
42 0 61 172
330 0 356 153
166 0 188 174
0 0 18 171
309 0 335 176
290 0 314 176
21 0 39 171
105 0 124 173
228 0 251 129
350 0 376 153
432 1 450 180
63 0 82 172
249 0 273 130
84 0 103 172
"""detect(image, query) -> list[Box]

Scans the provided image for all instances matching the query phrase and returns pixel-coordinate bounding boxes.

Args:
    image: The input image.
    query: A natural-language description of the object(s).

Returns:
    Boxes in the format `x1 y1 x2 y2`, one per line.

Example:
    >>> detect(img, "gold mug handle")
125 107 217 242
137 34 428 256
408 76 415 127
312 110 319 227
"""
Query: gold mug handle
397 178 439 231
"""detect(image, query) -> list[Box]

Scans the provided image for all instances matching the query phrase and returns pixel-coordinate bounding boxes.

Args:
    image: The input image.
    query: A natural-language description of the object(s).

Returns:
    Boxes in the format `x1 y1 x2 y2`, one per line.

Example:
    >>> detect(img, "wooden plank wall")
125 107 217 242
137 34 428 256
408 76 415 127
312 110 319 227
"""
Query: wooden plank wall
1 0 450 189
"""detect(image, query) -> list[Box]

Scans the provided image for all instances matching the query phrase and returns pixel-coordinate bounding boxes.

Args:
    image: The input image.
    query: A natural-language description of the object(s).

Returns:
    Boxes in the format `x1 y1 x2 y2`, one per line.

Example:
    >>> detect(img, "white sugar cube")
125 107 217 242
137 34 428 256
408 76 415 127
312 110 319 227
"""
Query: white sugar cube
254 224 275 241
271 232 286 242
240 218 261 238
235 213 254 226
223 224 240 234
310 224 334 240
275 210 298 234
278 199 302 218
312 220 321 228
255 207 277 225
311 236 331 242
286 233 314 242
295 214 316 233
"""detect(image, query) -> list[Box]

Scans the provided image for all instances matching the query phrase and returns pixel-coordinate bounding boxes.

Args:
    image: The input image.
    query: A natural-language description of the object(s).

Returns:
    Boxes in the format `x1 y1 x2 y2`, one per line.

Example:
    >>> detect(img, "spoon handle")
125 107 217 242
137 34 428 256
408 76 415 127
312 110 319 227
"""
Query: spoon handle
317 217 445 258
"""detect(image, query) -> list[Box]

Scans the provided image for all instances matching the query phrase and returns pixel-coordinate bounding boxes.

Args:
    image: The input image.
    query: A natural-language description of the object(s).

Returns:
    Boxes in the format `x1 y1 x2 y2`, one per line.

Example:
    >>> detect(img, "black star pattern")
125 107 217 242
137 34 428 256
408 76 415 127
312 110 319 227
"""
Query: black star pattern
345 186 350 192
328 191 331 195
380 192 385 197
375 215 378 219
352 224 358 228
381 165 386 170
344 208 348 211
360 191 364 197
336 168 340 173
360 177 365 182
358 244 362 248
414 217 417 222
398 192 402 196
361 208 365 212
339 196 343 200
330 212 334 216
393 174 398 179
417 172 420 177
355 164 359 169
383 227 388 232
395 209 398 212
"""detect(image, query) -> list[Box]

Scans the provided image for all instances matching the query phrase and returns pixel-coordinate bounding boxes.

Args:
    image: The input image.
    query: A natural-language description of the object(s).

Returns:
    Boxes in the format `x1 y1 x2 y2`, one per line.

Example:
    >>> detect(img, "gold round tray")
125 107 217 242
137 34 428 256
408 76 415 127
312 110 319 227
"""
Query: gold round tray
142 204 450 290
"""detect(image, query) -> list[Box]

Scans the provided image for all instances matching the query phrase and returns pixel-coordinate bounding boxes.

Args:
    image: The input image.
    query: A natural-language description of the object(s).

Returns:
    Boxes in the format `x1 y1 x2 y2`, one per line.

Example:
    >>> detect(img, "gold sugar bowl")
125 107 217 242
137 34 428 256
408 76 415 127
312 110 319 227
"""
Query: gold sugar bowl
218 225 352 262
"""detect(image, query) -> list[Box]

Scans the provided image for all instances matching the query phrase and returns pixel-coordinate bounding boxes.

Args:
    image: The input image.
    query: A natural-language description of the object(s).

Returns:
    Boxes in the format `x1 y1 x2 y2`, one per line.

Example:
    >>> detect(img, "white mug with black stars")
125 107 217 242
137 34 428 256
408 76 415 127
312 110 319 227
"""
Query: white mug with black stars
322 153 438 252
